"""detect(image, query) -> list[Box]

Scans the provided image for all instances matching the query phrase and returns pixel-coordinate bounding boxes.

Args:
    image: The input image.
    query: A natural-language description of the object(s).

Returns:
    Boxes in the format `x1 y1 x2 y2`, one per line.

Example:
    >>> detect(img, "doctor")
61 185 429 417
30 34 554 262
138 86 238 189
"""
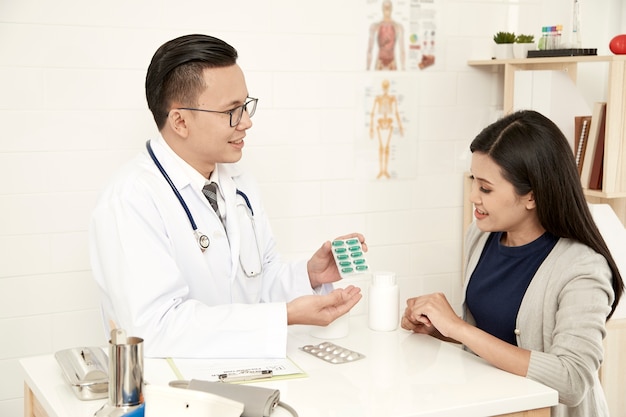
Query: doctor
89 34 364 358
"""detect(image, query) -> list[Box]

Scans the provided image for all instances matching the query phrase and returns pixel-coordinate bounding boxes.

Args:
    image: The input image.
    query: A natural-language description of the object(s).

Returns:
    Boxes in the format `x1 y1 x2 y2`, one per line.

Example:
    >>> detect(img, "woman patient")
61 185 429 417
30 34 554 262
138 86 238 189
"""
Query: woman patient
402 110 623 417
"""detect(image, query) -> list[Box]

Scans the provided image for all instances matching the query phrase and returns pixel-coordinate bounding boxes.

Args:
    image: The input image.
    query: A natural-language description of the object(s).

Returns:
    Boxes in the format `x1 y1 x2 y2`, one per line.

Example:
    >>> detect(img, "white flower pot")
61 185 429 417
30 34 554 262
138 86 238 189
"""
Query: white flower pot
513 43 536 59
493 43 514 60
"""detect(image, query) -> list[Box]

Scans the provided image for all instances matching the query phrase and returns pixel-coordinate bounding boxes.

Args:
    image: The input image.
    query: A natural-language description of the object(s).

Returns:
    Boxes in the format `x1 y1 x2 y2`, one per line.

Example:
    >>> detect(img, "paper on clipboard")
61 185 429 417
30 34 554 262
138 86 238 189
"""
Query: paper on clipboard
167 357 307 383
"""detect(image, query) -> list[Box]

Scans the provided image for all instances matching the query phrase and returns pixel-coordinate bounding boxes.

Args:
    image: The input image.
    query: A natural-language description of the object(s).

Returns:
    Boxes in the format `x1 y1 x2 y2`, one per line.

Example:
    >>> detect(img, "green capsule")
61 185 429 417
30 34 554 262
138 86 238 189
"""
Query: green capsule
353 258 366 265
348 246 361 252
356 265 369 271
341 267 354 273
334 247 347 254
331 240 345 247
350 251 363 258
339 261 352 267
336 254 349 260
346 238 359 245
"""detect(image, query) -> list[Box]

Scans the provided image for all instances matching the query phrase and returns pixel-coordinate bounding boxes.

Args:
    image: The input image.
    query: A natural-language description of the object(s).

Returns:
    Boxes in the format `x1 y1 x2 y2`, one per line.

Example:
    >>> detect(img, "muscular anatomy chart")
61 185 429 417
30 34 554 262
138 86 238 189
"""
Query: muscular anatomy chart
366 0 406 71
365 0 438 72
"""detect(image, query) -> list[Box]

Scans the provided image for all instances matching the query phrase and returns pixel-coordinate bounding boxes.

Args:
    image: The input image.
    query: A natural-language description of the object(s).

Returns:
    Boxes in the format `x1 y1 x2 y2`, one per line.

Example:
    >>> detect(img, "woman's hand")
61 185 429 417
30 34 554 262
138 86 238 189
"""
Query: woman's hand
401 293 466 341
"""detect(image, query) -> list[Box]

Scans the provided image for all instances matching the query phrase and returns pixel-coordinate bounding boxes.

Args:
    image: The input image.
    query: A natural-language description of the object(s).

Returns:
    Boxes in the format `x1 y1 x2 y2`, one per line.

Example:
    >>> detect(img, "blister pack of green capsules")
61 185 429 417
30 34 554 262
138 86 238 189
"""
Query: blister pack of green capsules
300 342 365 364
331 238 369 278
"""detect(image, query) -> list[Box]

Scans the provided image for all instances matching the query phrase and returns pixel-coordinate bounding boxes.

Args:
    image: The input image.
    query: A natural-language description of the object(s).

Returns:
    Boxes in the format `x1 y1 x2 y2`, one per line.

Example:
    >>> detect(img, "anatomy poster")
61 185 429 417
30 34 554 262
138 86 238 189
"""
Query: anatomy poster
355 75 418 180
365 0 438 72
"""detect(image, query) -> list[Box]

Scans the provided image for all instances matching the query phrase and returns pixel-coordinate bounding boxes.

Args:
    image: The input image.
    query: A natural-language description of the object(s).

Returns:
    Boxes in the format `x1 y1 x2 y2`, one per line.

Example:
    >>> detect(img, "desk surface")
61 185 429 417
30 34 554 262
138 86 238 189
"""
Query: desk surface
20 316 557 417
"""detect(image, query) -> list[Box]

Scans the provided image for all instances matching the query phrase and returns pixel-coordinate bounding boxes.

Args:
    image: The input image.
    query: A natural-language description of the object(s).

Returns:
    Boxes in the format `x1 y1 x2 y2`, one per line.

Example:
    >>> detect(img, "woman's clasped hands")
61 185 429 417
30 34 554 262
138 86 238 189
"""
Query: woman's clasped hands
401 292 467 342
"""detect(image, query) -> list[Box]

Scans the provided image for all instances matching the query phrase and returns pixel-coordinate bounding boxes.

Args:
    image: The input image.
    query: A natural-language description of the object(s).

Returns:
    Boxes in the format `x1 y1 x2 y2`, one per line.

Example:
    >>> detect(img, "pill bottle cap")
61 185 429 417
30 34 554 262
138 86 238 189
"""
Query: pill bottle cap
372 272 396 286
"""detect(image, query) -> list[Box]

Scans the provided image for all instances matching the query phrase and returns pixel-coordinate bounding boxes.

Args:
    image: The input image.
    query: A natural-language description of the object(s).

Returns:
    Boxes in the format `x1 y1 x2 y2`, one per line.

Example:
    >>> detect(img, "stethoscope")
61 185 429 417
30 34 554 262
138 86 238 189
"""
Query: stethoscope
145 140 256 256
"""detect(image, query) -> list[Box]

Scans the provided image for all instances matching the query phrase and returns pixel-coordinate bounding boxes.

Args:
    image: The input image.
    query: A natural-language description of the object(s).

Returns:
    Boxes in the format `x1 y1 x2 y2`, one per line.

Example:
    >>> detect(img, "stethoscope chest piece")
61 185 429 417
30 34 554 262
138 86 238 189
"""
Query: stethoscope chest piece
195 230 210 251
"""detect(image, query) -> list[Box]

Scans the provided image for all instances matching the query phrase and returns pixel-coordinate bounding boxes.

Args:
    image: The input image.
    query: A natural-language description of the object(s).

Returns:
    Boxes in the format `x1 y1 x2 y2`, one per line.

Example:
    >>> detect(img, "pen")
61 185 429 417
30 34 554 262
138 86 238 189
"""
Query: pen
218 369 273 383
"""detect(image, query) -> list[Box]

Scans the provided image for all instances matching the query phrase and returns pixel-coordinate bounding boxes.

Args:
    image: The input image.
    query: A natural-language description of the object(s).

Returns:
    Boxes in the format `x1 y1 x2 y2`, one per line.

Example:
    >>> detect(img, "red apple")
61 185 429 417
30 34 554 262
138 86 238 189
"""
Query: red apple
609 34 626 55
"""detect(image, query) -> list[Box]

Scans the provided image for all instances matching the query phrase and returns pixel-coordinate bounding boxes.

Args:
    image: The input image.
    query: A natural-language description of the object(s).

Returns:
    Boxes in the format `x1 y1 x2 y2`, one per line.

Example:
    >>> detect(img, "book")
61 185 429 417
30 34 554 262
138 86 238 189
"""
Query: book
580 102 606 188
588 106 607 190
574 115 592 175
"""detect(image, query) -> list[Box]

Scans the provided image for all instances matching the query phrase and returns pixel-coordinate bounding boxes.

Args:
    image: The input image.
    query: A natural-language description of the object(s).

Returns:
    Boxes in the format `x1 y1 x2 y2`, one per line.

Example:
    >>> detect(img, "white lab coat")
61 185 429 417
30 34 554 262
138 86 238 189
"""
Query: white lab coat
89 136 327 358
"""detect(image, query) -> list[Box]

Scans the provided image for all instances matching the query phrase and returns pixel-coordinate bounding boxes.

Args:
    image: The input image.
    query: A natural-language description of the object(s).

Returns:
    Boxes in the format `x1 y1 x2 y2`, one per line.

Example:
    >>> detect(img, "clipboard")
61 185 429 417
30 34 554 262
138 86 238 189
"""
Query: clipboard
166 357 307 383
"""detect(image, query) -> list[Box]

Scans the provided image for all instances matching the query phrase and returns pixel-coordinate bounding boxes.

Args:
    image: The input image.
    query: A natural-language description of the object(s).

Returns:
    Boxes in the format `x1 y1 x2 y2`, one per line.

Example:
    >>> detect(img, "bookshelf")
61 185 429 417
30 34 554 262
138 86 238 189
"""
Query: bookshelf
467 55 626 226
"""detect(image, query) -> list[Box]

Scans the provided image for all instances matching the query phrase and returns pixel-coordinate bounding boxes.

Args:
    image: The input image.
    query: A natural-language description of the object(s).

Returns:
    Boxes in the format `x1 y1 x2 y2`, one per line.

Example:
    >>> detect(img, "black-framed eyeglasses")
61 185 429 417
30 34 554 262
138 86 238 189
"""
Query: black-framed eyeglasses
177 97 258 127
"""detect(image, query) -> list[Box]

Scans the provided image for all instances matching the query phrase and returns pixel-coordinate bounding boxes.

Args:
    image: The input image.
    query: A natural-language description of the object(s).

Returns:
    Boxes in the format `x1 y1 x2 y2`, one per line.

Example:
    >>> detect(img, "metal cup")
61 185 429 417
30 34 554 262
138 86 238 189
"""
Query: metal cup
95 329 144 417
108 334 144 407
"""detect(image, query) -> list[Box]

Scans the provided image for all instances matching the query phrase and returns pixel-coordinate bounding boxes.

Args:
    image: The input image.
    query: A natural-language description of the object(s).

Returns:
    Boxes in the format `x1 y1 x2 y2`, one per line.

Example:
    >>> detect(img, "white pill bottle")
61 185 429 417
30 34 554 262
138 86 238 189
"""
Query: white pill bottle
368 272 399 331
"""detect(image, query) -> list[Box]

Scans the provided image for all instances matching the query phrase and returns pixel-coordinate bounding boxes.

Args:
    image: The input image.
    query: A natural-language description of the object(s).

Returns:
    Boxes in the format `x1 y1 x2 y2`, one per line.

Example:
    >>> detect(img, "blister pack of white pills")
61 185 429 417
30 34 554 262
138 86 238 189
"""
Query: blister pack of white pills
299 342 365 364
331 238 369 278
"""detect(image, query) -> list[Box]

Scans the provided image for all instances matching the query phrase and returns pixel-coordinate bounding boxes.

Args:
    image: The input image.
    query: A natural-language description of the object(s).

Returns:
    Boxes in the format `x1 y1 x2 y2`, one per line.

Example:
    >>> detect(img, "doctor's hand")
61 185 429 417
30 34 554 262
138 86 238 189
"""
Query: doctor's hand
401 293 465 343
307 233 368 289
286 285 362 326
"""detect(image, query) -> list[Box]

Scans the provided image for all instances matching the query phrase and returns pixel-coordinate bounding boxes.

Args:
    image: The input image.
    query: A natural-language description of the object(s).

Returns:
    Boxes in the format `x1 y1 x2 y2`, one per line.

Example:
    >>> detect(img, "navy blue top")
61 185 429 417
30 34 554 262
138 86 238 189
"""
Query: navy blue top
466 231 559 345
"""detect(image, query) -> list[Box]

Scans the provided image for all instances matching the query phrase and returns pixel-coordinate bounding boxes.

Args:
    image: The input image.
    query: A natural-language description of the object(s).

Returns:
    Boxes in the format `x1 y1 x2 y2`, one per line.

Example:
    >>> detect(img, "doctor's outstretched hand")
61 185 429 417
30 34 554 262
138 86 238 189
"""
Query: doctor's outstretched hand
287 285 362 326
307 233 368 289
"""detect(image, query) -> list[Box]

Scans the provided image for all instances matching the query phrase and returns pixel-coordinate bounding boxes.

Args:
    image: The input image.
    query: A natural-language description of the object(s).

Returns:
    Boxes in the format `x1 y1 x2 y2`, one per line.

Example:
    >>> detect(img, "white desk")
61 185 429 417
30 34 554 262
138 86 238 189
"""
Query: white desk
21 316 557 417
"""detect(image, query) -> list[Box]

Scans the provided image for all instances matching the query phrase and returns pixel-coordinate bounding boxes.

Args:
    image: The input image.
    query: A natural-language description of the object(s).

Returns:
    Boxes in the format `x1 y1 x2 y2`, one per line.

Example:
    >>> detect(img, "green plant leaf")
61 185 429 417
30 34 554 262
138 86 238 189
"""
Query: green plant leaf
493 31 516 44
515 34 535 43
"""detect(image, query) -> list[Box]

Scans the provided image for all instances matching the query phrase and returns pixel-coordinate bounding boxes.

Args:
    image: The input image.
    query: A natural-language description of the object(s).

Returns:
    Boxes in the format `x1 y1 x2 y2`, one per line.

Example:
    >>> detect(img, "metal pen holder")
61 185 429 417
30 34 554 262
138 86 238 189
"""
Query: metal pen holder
95 329 144 417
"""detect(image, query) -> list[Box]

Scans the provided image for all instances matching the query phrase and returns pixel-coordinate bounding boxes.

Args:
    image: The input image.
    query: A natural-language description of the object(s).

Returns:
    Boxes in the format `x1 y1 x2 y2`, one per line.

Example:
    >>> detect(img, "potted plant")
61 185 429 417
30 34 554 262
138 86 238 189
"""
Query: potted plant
513 34 536 59
493 31 516 59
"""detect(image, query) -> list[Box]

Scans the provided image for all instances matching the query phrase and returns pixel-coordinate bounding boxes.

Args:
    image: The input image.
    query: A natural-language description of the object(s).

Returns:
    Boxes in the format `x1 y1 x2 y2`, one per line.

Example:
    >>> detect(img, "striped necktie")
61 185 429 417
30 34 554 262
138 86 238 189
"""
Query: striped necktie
202 182 222 222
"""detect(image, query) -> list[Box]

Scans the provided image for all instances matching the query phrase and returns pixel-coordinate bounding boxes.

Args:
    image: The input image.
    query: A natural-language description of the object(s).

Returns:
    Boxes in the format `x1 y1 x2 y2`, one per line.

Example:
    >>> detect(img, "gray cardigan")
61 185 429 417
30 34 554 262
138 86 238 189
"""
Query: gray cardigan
463 223 614 417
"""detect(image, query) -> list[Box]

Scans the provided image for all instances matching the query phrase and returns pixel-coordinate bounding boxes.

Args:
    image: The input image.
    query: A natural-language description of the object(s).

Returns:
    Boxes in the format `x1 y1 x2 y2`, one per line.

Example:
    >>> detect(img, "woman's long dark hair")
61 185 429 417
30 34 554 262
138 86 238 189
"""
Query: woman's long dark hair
470 110 624 318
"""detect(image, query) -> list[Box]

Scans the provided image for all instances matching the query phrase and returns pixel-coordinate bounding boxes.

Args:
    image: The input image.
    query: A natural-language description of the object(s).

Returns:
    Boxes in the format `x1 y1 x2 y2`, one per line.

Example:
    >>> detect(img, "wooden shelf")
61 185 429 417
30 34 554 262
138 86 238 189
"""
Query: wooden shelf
468 54 623 66
583 189 626 199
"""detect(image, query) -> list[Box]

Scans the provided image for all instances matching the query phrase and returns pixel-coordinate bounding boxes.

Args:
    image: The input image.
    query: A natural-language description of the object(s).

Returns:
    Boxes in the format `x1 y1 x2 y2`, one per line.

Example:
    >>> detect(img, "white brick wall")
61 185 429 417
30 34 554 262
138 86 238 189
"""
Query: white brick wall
0 0 620 415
